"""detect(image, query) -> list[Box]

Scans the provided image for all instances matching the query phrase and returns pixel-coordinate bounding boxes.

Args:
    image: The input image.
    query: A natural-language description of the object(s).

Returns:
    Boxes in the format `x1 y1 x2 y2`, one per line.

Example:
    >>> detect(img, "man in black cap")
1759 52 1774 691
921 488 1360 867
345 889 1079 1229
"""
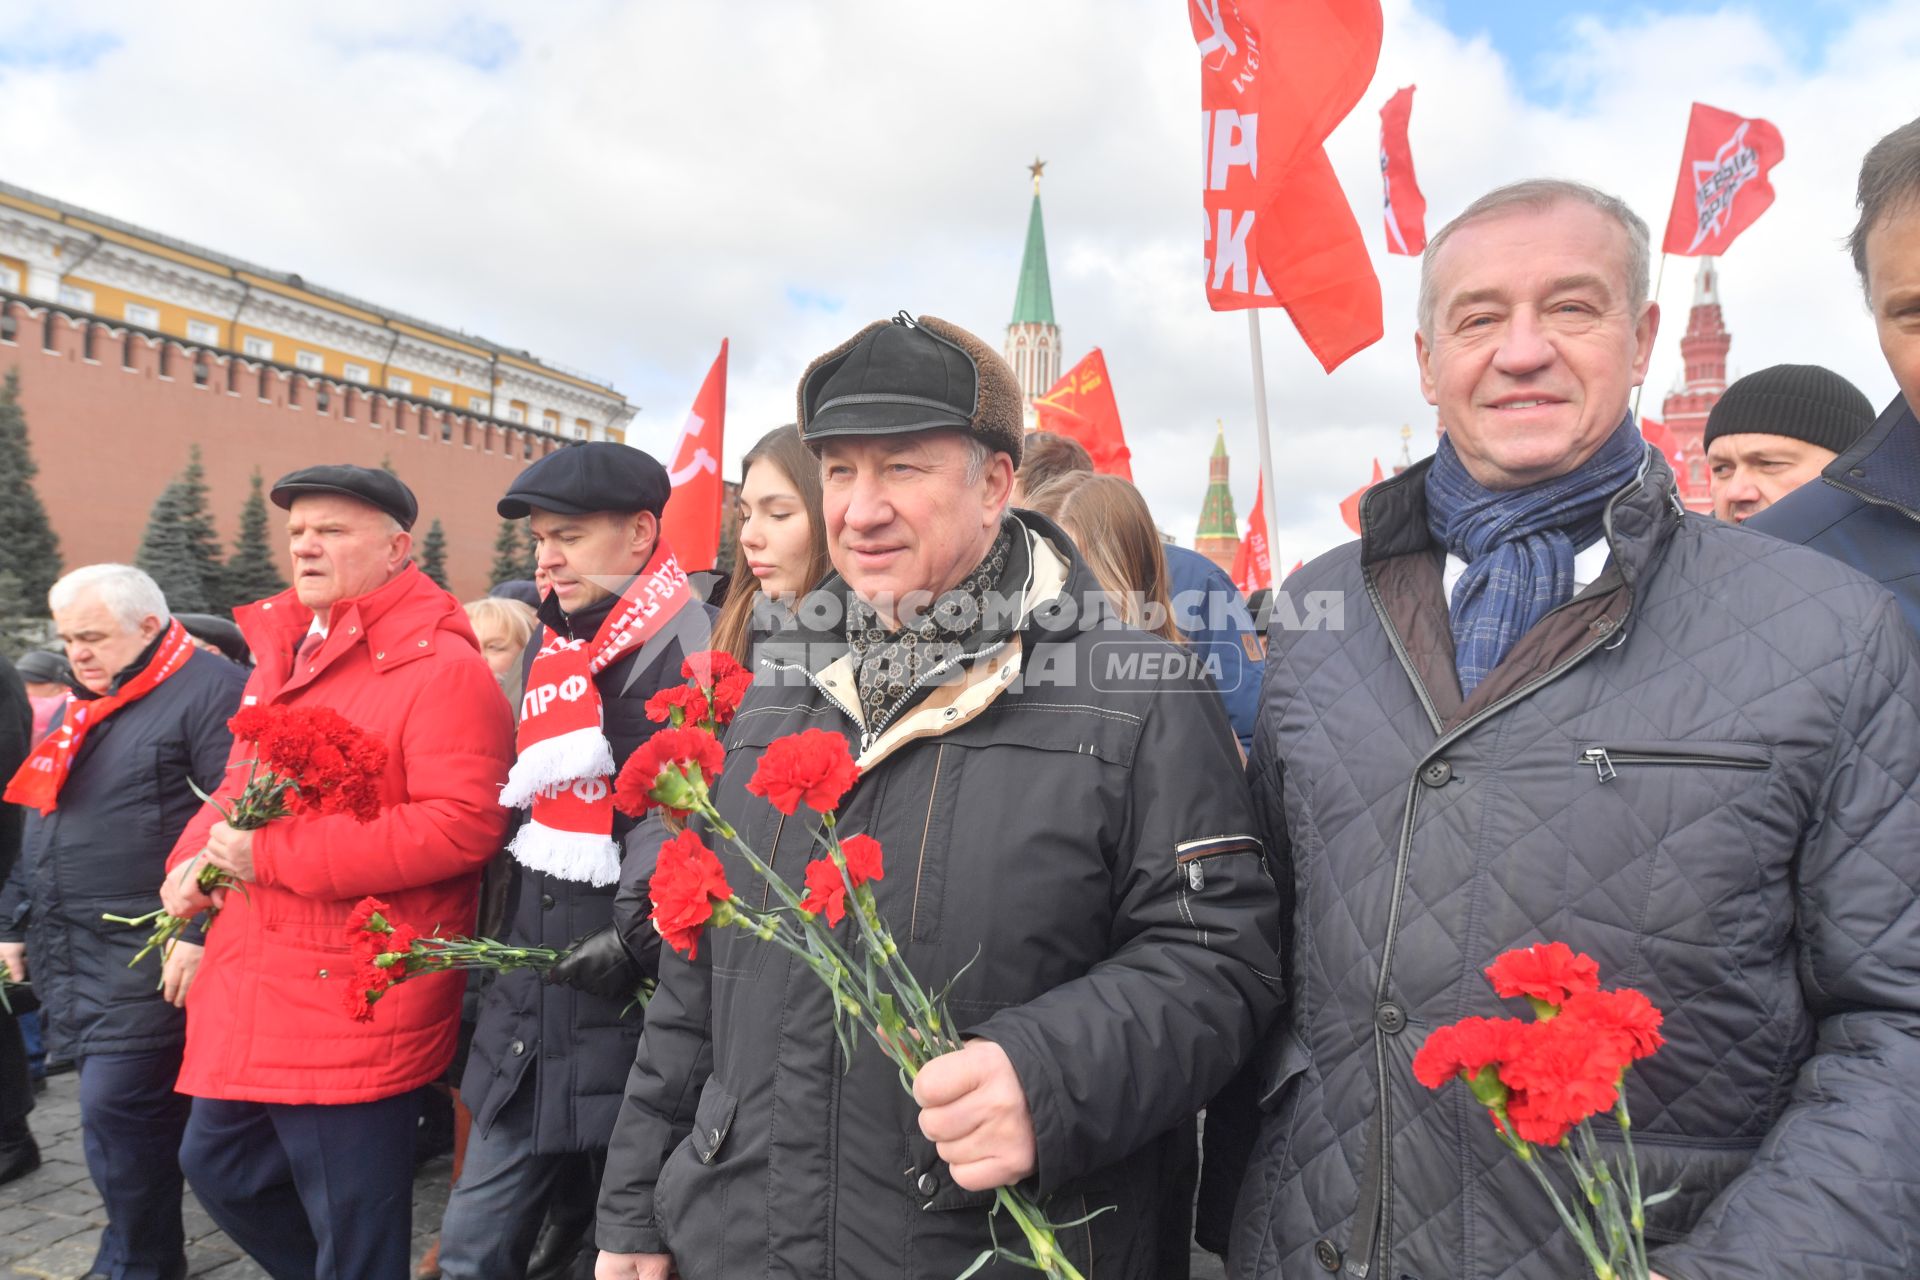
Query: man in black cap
1705 364 1876 524
160 462 515 1280
439 442 712 1280
595 315 1280 1279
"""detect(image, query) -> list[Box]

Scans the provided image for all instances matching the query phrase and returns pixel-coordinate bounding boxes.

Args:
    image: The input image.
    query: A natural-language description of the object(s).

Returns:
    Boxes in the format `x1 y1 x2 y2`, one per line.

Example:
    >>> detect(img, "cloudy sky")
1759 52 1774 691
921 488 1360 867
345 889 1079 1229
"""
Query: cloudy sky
1 0 1913 567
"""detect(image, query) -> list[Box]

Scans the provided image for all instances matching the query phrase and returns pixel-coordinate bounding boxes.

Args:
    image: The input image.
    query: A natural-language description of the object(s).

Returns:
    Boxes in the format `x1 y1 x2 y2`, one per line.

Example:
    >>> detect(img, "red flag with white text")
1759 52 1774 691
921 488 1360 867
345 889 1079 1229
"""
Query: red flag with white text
1232 474 1272 593
1379 85 1427 255
659 340 728 572
1033 349 1133 480
1339 457 1384 535
1194 0 1385 372
1661 103 1786 257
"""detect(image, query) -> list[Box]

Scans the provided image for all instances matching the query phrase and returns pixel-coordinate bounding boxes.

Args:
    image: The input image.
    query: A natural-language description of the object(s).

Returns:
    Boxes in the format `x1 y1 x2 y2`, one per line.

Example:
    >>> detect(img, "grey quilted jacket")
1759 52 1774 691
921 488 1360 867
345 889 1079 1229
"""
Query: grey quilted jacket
1219 449 1920 1280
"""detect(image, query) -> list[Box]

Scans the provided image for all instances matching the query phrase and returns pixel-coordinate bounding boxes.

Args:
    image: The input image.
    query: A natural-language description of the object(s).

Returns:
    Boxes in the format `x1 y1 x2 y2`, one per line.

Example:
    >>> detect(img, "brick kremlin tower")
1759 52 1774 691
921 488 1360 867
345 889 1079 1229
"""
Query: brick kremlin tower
1005 159 1061 426
1652 258 1732 512
1194 423 1241 574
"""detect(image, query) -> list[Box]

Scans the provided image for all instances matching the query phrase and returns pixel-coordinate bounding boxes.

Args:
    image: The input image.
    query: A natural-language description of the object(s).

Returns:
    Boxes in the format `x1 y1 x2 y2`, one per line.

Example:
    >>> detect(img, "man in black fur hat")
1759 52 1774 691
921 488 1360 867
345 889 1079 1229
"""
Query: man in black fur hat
594 314 1281 1279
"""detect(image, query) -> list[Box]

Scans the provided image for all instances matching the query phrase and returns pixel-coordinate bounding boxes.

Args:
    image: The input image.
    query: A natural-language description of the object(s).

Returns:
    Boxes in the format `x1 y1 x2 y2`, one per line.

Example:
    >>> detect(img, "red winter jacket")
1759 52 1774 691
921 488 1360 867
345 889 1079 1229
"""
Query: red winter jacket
167 566 514 1104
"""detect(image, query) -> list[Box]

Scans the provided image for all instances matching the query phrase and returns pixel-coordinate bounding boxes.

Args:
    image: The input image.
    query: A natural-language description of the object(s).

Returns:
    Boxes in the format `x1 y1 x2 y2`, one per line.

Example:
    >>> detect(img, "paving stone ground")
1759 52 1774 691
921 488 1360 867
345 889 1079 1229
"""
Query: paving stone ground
0 1071 449 1280
3 1071 1225 1278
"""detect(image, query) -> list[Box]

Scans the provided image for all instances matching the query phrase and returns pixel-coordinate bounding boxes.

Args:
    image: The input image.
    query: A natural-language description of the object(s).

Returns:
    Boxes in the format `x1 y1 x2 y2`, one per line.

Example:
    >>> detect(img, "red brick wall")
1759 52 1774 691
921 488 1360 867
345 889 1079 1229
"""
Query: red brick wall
2 302 566 603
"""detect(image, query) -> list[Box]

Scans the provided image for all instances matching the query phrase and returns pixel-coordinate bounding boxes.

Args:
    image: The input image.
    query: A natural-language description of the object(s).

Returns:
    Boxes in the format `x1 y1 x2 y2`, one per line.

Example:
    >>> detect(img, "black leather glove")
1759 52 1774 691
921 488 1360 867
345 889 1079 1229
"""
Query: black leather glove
544 926 643 1003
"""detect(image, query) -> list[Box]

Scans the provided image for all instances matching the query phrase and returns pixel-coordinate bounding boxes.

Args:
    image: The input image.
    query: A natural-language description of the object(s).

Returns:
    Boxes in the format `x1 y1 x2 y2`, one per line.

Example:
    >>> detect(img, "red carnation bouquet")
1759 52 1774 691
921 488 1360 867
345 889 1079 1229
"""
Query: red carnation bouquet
1413 943 1669 1280
614 652 1094 1280
107 704 389 967
340 897 574 1020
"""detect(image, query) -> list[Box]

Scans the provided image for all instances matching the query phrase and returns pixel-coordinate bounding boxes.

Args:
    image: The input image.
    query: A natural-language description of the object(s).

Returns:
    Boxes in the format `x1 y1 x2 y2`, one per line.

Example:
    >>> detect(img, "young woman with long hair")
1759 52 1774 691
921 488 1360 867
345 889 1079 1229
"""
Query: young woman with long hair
1026 471 1185 645
709 424 832 664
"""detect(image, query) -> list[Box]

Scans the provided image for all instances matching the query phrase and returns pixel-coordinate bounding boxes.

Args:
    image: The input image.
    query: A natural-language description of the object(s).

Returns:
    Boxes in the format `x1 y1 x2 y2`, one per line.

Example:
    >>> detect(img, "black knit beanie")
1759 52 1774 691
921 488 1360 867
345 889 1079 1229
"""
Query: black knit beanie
1703 364 1876 454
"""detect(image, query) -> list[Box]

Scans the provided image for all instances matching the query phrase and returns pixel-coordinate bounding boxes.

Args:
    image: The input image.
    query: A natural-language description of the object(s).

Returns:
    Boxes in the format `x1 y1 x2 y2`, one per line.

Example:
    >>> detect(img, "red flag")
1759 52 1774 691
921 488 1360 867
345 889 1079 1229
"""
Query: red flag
1378 85 1427 255
1194 0 1385 372
1232 473 1272 594
1033 350 1134 480
1639 416 1686 467
1661 103 1786 257
1338 457 1384 535
658 340 727 571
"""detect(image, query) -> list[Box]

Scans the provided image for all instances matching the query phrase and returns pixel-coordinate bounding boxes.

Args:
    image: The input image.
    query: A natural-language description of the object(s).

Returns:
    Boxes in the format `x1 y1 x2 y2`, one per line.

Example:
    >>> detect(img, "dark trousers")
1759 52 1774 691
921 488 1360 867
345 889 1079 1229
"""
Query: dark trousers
180 1090 421 1280
436 1086 599 1280
77 1047 191 1280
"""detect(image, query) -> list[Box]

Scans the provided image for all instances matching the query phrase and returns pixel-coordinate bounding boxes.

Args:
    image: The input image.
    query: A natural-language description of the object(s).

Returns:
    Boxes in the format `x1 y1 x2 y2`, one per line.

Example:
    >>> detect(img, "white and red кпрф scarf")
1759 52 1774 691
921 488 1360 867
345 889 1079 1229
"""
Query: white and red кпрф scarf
498 541 698 885
4 620 197 815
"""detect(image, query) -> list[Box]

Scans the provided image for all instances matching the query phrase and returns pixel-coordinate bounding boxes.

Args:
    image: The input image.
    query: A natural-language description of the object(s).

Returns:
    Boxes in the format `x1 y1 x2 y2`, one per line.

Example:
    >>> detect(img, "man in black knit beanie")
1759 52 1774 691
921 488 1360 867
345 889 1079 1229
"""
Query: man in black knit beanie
1705 363 1876 523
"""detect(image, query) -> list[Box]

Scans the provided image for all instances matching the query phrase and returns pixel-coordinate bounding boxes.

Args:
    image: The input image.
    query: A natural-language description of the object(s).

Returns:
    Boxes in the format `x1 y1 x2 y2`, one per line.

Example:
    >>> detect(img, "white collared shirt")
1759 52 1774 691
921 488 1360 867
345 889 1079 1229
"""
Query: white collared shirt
306 617 328 640
1442 539 1611 615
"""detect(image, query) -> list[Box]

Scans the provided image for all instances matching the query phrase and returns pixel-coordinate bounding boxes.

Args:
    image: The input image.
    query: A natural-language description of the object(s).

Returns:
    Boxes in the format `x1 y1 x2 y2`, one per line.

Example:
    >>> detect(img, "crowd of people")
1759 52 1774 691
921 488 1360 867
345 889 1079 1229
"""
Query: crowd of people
1 113 1917 1280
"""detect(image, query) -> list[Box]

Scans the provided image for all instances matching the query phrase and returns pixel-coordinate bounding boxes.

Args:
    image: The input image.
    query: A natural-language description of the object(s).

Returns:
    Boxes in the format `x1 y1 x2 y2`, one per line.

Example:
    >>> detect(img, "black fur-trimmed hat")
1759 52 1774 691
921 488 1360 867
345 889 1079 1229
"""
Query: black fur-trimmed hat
797 312 1024 466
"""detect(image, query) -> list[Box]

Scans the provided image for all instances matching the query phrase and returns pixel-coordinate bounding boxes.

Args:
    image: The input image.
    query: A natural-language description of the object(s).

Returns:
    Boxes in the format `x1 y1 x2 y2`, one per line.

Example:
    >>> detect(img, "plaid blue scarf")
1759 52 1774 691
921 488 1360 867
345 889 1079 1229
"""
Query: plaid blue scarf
1424 415 1646 696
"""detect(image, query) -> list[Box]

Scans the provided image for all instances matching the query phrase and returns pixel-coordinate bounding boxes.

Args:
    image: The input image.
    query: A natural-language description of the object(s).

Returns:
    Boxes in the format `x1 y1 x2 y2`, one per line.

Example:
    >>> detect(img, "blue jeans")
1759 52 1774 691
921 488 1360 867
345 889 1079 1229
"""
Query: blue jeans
179 1091 421 1280
436 1086 599 1280
77 1047 191 1280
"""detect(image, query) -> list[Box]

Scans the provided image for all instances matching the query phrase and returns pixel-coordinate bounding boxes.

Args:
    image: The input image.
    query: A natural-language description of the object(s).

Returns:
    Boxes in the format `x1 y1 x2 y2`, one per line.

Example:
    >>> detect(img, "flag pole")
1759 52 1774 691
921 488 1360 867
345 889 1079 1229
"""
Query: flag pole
1631 252 1670 421
1246 311 1281 565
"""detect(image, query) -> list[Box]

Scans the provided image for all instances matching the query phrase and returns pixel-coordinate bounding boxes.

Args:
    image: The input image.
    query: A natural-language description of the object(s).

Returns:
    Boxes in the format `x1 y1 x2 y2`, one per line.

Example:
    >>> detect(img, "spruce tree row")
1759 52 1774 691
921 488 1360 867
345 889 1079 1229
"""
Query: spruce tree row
0 368 63 655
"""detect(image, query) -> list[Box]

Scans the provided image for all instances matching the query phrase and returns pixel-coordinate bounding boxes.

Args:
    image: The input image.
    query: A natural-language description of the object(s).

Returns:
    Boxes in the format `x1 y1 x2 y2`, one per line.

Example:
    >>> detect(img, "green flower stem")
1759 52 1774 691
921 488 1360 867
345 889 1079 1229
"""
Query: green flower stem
1573 1122 1630 1276
1511 1137 1611 1278
1614 1095 1649 1276
686 792 1084 1280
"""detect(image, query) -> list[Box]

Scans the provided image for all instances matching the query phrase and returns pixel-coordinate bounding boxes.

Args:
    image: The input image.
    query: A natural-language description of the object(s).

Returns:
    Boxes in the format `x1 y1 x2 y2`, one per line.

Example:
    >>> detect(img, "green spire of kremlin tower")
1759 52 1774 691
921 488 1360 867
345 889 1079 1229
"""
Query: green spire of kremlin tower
1010 162 1055 327
1195 423 1239 540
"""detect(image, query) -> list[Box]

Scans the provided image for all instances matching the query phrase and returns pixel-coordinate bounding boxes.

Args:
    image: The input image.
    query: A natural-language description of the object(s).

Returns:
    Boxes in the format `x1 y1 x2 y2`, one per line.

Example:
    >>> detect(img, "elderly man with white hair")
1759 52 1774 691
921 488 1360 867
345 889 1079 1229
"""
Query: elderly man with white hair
1 563 246 1280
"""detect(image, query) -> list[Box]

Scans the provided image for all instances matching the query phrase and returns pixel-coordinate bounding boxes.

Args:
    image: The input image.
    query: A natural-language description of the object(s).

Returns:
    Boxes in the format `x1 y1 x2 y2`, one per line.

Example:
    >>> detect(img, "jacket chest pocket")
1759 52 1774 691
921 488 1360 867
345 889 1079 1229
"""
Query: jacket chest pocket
1561 737 1791 948
1576 740 1770 782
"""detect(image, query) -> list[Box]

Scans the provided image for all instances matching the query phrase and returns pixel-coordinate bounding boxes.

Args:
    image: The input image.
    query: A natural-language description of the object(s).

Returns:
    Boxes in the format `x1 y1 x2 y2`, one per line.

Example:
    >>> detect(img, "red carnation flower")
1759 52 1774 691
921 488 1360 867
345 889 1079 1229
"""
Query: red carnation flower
746 729 860 815
1485 942 1601 1008
1560 988 1665 1062
839 834 884 888
346 896 393 936
682 650 753 727
1498 1018 1626 1146
799 857 849 926
649 830 733 960
1411 1016 1526 1090
229 705 390 825
614 726 725 819
645 685 711 729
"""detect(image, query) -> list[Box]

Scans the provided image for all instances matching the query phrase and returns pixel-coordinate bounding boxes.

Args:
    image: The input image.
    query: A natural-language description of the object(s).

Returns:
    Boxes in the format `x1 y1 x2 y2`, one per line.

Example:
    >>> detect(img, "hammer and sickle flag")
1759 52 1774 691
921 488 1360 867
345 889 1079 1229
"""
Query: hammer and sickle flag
1033 349 1134 480
660 340 729 572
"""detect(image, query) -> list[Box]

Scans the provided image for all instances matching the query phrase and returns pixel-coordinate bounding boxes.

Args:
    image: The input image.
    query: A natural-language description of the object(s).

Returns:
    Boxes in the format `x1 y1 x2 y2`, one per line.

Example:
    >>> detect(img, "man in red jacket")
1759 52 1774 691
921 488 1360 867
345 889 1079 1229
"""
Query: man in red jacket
160 465 514 1280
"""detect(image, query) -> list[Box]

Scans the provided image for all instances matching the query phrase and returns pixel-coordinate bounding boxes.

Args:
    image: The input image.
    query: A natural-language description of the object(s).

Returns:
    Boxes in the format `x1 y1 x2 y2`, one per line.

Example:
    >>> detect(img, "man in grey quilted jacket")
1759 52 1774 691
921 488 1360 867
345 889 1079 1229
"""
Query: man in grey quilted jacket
1208 178 1920 1279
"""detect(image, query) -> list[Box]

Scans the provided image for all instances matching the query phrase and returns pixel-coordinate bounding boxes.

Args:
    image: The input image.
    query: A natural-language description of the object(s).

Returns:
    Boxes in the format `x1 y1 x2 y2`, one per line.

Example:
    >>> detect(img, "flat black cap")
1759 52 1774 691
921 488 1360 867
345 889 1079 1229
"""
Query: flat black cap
175 613 251 665
14 650 70 685
270 464 419 530
497 442 670 519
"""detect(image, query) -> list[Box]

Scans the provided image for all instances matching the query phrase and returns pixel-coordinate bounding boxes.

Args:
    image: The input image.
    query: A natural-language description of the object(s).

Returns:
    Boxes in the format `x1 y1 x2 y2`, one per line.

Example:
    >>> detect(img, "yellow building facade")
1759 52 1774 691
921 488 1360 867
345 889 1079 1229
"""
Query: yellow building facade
0 179 633 442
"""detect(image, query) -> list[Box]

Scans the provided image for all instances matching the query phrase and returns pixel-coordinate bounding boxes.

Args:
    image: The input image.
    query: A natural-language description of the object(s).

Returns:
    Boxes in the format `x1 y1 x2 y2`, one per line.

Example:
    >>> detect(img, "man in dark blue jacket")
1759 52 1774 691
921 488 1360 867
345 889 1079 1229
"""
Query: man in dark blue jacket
0 565 244 1280
1749 115 1920 633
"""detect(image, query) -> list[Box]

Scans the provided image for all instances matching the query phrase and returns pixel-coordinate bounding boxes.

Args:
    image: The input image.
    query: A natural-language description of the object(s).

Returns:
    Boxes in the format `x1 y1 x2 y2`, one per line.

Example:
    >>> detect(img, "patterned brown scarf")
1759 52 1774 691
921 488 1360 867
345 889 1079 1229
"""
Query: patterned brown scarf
845 523 1015 734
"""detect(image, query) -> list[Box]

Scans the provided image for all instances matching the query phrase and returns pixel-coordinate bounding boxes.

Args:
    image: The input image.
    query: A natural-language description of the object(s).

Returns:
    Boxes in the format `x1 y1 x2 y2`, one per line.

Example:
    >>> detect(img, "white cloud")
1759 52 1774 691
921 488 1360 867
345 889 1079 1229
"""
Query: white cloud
0 0 1913 569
